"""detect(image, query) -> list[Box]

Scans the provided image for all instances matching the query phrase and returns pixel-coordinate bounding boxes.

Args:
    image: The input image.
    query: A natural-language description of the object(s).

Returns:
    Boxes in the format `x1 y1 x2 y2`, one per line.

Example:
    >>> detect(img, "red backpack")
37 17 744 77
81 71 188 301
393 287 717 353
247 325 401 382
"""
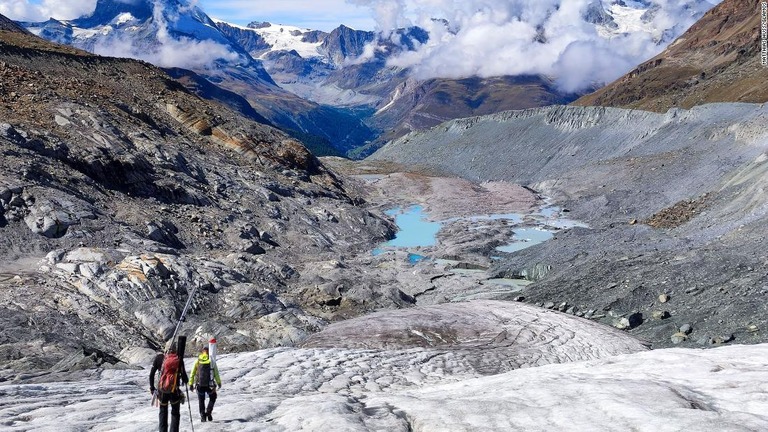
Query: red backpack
157 353 180 394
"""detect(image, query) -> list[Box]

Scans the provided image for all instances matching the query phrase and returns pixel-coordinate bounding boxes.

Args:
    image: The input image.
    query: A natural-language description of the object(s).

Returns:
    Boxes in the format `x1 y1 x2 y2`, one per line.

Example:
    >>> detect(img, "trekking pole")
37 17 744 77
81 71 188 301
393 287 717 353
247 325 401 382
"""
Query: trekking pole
186 383 195 432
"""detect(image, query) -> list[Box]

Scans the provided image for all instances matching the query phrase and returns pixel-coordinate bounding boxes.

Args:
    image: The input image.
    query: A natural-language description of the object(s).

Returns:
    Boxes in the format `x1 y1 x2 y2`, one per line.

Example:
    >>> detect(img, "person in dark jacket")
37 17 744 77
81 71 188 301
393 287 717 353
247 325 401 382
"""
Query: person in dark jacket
188 346 221 422
149 341 189 432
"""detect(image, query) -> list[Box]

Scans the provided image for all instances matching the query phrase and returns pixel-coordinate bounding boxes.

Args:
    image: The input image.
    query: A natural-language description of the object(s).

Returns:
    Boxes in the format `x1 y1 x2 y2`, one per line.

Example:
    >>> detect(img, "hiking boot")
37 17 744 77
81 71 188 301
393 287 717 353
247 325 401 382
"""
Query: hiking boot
201 415 206 423
207 413 213 421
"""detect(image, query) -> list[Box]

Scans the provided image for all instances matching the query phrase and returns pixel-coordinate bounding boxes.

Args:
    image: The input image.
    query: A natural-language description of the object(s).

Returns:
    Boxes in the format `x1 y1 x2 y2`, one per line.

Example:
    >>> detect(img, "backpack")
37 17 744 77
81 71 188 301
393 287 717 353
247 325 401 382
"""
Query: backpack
158 353 180 394
198 362 215 389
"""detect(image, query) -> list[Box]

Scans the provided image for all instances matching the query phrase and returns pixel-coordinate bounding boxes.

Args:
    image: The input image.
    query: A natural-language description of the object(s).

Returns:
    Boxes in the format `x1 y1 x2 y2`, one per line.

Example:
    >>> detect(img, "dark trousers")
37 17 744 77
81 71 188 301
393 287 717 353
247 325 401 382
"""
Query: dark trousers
158 392 181 432
197 386 217 416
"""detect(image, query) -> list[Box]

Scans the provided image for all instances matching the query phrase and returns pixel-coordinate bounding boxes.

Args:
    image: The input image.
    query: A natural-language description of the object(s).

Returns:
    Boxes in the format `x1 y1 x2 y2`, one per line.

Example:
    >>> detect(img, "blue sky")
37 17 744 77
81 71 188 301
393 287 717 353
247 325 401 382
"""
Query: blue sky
197 0 376 31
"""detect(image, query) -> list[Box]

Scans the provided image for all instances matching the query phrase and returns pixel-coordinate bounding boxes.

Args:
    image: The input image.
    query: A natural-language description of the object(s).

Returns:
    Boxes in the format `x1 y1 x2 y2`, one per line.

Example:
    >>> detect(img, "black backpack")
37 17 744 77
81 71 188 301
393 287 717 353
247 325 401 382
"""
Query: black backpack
199 362 215 389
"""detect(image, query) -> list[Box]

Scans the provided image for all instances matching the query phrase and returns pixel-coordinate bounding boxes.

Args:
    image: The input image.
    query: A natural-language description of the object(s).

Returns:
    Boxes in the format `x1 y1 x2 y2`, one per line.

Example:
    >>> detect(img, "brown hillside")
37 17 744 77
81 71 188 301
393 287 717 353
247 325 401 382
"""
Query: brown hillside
574 0 768 111
0 13 28 33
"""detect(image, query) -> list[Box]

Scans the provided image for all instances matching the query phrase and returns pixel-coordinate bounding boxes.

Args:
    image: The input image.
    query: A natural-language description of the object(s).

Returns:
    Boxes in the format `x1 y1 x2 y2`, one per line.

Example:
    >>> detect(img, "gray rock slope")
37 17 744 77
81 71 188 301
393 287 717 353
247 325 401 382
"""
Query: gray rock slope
0 20 400 379
369 103 768 348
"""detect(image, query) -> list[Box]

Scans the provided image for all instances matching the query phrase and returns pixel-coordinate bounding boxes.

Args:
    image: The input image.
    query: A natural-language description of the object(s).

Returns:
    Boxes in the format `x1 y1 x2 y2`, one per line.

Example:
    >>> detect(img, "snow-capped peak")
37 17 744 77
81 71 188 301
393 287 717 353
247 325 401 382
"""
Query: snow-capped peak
21 0 270 73
212 18 325 60
593 0 714 42
113 13 136 26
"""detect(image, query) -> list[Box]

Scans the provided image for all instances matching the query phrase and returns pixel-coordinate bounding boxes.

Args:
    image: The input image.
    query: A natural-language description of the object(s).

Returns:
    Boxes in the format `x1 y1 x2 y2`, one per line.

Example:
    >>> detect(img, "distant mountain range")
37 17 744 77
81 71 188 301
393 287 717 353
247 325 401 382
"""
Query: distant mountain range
20 0 718 157
22 0 374 156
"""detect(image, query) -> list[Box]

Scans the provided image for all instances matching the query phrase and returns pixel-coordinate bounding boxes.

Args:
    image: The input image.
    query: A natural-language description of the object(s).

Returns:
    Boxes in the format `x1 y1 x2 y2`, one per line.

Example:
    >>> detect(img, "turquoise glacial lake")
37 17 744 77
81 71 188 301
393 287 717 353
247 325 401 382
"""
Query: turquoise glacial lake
383 205 441 247
374 204 585 258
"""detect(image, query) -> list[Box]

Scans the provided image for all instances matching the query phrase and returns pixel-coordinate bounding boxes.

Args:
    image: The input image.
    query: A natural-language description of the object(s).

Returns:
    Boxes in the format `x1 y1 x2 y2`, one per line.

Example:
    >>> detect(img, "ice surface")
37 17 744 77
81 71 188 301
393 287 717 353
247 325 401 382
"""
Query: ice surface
2 301 765 431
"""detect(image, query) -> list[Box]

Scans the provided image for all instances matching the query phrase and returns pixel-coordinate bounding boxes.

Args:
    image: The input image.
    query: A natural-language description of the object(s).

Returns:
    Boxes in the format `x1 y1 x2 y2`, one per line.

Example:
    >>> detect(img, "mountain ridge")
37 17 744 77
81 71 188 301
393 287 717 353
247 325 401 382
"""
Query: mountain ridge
0 13 28 33
21 0 377 156
574 0 768 110
17 0 719 157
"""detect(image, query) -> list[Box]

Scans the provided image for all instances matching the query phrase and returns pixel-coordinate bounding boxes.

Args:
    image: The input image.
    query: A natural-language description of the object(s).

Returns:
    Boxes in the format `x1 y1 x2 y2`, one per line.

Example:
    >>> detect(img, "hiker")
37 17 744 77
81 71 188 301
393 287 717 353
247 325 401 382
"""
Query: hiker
188 345 221 422
149 341 189 432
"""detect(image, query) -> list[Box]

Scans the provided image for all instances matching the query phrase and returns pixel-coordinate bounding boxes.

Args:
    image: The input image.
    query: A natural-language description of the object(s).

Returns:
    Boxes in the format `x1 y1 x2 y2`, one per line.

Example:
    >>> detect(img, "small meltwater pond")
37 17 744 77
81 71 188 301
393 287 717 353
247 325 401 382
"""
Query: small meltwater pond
495 228 554 253
374 204 586 258
383 205 441 247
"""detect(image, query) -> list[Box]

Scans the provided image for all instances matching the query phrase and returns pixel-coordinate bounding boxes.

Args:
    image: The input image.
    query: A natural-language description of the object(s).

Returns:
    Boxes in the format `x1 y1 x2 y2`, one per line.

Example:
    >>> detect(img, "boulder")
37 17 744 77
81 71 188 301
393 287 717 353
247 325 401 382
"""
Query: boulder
119 346 157 367
239 224 260 239
614 312 643 330
242 241 266 255
146 221 184 249
134 299 179 341
671 332 688 344
24 196 96 238
218 283 283 320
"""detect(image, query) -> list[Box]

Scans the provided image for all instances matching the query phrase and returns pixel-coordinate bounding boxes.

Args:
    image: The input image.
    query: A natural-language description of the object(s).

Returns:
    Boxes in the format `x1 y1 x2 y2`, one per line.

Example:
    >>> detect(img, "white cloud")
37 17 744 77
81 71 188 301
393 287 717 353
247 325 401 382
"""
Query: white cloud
89 0 241 70
349 0 720 92
92 31 241 71
1 0 719 91
0 0 96 22
0 0 248 70
346 0 409 33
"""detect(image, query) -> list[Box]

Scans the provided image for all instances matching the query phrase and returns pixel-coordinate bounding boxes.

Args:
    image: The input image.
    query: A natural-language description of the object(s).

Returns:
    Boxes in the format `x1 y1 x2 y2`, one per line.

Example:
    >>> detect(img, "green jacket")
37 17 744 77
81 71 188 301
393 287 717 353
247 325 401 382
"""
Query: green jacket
188 353 221 387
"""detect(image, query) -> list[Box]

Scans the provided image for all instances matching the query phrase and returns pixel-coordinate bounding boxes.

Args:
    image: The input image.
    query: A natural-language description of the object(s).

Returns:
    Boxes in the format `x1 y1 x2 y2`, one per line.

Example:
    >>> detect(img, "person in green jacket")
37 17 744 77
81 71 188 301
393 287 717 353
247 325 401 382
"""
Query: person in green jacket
188 345 221 422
